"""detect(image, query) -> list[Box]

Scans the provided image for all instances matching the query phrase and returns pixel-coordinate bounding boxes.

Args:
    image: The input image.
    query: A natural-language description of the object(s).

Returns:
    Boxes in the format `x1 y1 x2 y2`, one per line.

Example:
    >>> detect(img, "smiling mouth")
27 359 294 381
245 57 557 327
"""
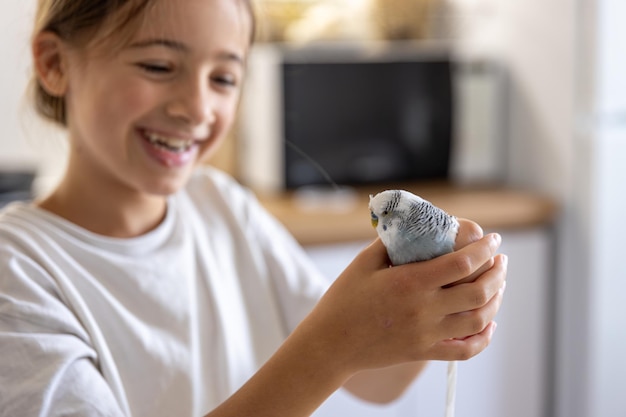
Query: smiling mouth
142 129 197 153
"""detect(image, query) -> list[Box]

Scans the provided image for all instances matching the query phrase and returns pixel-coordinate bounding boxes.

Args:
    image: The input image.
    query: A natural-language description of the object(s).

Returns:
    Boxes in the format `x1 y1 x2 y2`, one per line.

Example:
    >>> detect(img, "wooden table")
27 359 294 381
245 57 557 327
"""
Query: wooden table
258 182 559 246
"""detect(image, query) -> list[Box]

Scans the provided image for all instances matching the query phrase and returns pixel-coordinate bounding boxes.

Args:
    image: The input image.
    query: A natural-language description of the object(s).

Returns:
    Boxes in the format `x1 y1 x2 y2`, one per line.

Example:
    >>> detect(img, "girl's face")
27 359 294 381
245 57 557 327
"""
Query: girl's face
62 0 251 197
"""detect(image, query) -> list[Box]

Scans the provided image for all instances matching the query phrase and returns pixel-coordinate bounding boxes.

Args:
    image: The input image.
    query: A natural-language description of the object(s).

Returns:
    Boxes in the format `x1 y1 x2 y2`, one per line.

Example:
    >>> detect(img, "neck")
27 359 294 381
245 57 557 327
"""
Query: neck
37 172 168 239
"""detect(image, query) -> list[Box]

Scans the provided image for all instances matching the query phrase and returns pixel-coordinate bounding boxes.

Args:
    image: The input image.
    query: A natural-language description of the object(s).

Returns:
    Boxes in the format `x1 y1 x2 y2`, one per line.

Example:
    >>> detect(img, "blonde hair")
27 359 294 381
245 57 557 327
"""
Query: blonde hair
31 0 256 127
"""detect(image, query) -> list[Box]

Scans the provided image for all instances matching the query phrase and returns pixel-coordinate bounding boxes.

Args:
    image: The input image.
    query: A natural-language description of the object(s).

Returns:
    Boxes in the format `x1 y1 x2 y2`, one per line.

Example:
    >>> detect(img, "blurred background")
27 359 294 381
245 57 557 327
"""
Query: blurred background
1 0 625 416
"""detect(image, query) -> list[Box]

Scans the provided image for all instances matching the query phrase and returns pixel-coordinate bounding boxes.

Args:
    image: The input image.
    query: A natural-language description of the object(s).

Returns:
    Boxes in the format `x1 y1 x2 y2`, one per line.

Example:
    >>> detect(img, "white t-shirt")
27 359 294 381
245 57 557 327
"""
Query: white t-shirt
0 167 330 417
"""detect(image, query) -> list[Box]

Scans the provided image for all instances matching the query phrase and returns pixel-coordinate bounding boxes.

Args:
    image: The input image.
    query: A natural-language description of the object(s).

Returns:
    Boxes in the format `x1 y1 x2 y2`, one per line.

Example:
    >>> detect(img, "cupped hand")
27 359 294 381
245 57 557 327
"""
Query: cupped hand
450 218 494 286
306 228 507 375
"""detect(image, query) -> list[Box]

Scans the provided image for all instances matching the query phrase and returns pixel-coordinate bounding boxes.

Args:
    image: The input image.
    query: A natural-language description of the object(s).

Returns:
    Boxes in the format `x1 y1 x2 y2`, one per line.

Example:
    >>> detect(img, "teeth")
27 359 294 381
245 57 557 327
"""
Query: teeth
145 131 193 152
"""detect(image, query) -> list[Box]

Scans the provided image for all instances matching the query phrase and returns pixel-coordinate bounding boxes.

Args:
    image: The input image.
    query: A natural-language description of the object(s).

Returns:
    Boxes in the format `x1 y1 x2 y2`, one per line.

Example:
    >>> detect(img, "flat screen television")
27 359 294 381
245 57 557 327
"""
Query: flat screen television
281 58 452 188
238 42 505 192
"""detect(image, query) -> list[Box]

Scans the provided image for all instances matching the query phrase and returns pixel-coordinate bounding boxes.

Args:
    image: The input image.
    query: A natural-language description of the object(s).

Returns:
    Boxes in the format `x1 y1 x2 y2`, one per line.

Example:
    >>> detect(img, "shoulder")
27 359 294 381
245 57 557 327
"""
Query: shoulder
179 167 300 255
0 202 47 246
181 166 263 225
0 204 64 281
0 205 73 317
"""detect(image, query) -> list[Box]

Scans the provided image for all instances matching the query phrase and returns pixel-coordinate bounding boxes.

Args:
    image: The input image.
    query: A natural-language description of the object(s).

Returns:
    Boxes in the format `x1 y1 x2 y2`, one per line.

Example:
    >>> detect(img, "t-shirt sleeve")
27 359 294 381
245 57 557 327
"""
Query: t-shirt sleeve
190 168 332 334
243 192 331 332
0 247 126 417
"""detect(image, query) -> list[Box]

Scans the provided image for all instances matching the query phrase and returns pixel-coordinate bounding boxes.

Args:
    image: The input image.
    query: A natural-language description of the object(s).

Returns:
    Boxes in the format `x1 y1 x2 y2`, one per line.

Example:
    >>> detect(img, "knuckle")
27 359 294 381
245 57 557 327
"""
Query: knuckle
471 287 490 307
455 348 476 361
465 221 484 243
453 254 474 277
455 337 488 361
468 311 489 335
391 273 416 295
455 220 484 249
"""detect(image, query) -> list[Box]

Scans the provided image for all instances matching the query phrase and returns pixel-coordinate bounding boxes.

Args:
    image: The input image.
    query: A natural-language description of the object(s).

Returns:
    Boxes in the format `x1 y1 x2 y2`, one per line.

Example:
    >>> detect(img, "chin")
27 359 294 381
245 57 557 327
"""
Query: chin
141 172 192 197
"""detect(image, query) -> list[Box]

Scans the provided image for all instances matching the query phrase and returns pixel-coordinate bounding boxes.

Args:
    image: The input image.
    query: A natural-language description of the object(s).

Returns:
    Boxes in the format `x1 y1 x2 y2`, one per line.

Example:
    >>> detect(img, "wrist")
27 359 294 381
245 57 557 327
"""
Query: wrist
210 315 354 417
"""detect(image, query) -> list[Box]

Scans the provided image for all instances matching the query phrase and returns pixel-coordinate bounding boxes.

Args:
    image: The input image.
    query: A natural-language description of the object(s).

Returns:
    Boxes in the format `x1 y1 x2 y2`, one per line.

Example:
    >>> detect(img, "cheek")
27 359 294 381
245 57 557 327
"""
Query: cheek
211 96 240 138
221 95 241 127
105 81 156 121
196 99 239 161
71 77 152 133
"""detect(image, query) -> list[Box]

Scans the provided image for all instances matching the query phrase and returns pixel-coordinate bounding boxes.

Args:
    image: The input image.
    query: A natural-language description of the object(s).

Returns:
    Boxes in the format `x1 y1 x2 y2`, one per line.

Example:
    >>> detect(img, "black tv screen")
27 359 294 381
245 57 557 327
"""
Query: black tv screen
282 59 453 188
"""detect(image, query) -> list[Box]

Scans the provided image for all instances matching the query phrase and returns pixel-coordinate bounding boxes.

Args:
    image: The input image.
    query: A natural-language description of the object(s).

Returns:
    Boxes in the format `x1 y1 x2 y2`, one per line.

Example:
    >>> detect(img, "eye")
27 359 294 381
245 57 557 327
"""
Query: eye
136 62 173 75
211 74 238 89
382 210 389 216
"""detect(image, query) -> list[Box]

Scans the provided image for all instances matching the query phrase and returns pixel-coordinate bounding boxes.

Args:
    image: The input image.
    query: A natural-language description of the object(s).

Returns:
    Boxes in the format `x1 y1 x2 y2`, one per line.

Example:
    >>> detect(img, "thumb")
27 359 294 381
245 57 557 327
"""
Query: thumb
357 238 392 270
454 218 484 251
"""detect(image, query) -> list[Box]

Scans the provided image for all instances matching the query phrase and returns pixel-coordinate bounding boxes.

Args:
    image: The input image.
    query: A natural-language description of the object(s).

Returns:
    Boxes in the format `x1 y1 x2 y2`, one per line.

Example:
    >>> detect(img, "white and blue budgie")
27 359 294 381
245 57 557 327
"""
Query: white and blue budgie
369 190 459 265
369 189 460 417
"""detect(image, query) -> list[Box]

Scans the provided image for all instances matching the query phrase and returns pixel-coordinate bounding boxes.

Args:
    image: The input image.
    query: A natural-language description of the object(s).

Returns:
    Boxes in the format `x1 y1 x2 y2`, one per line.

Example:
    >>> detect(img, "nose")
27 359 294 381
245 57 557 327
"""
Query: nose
166 77 215 126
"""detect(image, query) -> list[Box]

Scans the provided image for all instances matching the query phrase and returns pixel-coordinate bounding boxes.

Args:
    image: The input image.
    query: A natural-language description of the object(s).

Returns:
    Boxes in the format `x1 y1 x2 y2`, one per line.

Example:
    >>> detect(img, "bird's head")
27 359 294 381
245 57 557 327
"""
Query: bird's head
369 190 403 231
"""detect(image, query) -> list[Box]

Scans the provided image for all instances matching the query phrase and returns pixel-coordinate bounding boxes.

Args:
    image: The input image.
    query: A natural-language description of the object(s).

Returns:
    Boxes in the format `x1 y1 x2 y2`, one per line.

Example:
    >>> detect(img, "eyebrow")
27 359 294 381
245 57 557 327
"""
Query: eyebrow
129 38 189 52
128 38 244 65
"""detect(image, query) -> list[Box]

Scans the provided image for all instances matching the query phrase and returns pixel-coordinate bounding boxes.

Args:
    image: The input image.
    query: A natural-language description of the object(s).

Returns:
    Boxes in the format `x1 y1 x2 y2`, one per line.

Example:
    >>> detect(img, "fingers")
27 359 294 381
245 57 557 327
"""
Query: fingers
438 254 507 339
399 233 502 288
453 219 483 251
444 256 494 288
429 321 498 361
330 233 506 367
446 219 490 286
356 237 393 270
442 253 507 315
448 219 493 287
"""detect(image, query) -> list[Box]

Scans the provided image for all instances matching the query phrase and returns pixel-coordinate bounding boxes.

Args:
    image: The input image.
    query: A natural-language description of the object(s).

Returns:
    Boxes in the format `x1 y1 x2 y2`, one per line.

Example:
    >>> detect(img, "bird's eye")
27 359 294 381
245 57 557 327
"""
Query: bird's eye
382 210 388 216
370 212 379 228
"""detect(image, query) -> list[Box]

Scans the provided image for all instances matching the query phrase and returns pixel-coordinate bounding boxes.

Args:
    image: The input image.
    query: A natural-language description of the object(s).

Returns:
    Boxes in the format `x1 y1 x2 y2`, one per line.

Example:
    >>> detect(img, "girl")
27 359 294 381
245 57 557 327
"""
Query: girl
0 0 507 416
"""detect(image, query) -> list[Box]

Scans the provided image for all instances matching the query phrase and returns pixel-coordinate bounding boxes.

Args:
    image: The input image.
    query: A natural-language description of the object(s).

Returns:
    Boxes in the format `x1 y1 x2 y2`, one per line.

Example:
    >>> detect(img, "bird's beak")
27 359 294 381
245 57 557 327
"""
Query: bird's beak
370 212 378 228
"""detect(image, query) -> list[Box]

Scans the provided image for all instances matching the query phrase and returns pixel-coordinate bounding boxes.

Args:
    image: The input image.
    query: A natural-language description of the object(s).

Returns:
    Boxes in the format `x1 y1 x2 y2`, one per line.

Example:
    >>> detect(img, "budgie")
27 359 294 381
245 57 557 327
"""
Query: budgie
369 189 460 417
369 190 459 265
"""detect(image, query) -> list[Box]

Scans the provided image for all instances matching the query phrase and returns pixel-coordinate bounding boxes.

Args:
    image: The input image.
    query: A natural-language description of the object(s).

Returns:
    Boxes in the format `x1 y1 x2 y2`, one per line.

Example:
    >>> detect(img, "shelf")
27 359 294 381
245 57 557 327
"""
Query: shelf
258 182 559 246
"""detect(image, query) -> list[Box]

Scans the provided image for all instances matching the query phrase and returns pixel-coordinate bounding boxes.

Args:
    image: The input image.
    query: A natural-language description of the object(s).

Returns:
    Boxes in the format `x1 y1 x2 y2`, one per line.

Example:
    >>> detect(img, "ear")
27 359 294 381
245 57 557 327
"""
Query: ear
32 31 70 97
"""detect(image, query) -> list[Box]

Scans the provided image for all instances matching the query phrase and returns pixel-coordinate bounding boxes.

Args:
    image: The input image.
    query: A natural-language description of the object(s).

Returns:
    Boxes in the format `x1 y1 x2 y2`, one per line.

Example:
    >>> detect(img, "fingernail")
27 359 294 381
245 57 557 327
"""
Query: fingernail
490 321 498 337
500 280 507 295
489 233 501 249
501 254 508 269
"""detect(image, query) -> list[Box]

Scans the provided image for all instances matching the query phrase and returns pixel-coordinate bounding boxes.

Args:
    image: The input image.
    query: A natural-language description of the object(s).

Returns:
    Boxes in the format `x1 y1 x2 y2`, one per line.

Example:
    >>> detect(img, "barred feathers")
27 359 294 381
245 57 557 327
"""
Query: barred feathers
369 190 459 265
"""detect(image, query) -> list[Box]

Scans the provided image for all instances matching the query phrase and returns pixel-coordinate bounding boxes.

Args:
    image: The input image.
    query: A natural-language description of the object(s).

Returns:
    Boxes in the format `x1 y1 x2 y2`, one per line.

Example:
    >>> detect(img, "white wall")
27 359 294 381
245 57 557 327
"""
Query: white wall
450 0 576 198
558 1 626 416
0 0 68 194
0 0 38 168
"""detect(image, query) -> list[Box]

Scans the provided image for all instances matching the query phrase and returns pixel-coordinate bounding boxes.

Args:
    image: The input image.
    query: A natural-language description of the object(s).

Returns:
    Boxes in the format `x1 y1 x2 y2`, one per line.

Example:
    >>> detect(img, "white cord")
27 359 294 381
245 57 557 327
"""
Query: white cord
445 361 458 417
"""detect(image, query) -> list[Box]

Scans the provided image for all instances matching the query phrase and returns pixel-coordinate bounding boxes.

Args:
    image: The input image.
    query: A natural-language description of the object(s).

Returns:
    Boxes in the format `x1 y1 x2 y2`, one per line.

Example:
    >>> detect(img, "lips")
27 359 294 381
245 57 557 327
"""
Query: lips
139 128 202 167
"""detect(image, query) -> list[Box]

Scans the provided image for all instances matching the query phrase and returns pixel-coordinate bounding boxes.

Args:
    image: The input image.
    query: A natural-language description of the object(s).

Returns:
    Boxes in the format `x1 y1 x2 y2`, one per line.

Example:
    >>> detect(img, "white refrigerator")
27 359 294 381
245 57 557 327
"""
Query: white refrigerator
557 1 626 417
